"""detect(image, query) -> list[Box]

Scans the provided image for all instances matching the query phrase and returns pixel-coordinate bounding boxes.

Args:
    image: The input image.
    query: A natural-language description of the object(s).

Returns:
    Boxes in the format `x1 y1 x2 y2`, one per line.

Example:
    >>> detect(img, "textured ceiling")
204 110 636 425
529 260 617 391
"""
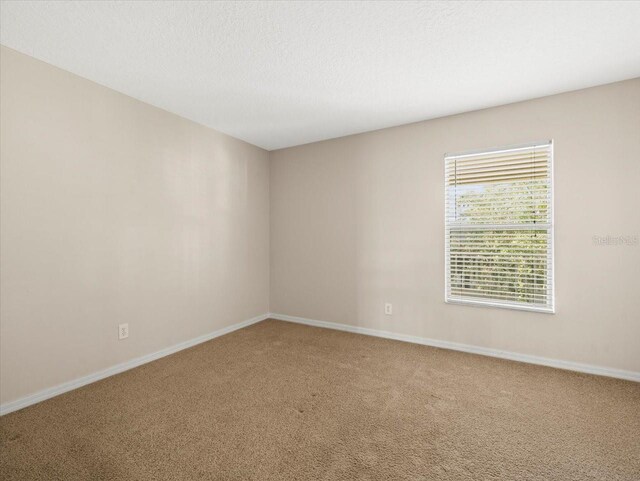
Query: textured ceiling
1 1 640 150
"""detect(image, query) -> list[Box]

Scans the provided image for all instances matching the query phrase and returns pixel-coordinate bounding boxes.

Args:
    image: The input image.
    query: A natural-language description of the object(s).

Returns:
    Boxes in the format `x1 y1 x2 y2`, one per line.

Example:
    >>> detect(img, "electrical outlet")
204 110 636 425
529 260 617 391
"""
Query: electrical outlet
118 323 129 340
384 303 393 315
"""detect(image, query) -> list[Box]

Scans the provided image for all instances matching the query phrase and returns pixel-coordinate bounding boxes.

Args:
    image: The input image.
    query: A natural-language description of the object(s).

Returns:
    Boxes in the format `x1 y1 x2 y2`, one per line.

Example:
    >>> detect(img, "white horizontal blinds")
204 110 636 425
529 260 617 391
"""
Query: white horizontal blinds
445 142 553 312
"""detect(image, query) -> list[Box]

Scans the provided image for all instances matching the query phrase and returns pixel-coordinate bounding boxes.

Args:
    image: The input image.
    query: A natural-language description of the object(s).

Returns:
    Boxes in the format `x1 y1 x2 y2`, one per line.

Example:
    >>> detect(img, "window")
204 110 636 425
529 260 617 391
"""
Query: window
445 141 554 313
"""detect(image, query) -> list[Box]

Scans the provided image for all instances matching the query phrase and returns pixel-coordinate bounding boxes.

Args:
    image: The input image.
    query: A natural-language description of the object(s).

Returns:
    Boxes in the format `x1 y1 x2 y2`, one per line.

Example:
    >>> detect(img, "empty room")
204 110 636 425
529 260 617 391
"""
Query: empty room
1 1 639 480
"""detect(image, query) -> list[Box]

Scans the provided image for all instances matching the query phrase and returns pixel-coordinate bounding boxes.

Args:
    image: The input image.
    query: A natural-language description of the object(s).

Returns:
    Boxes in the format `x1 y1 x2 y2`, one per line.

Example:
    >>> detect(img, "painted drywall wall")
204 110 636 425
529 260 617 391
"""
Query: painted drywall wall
270 78 640 373
0 46 270 405
1 45 638 409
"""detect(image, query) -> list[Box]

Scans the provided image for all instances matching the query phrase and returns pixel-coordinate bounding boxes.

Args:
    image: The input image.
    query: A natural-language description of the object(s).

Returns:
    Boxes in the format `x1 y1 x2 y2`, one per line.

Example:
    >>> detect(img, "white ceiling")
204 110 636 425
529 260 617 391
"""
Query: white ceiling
1 1 640 151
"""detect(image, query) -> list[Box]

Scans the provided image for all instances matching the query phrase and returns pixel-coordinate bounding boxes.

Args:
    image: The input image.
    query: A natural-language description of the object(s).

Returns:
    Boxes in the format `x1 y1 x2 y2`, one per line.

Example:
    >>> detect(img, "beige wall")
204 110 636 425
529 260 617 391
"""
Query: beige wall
1 46 639 407
0 47 270 405
270 78 640 373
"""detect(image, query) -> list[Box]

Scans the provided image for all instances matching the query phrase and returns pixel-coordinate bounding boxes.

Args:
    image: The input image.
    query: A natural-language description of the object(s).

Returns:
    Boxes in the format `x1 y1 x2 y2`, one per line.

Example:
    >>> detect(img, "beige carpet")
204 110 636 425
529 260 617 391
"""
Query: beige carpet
1 319 639 481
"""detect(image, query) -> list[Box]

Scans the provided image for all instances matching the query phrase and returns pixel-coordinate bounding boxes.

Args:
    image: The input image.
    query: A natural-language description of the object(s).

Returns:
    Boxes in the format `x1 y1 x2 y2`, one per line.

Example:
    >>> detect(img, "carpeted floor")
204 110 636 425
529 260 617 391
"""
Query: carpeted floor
1 319 639 480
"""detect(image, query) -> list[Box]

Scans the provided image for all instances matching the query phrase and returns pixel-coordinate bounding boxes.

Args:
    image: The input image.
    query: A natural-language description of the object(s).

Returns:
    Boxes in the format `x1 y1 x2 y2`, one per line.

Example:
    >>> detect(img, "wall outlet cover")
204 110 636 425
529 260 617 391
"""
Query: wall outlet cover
118 323 129 340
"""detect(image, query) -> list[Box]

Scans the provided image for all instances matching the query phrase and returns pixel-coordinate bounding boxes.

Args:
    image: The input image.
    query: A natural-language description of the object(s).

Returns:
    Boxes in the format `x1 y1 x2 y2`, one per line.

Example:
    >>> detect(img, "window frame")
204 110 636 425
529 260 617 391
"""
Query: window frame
444 140 555 314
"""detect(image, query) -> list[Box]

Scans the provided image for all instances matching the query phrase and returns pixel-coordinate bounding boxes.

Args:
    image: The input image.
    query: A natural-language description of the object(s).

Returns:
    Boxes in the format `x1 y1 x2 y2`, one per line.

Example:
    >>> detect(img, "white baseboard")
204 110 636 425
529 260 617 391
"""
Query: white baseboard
269 313 640 383
3 311 637 416
0 313 270 416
